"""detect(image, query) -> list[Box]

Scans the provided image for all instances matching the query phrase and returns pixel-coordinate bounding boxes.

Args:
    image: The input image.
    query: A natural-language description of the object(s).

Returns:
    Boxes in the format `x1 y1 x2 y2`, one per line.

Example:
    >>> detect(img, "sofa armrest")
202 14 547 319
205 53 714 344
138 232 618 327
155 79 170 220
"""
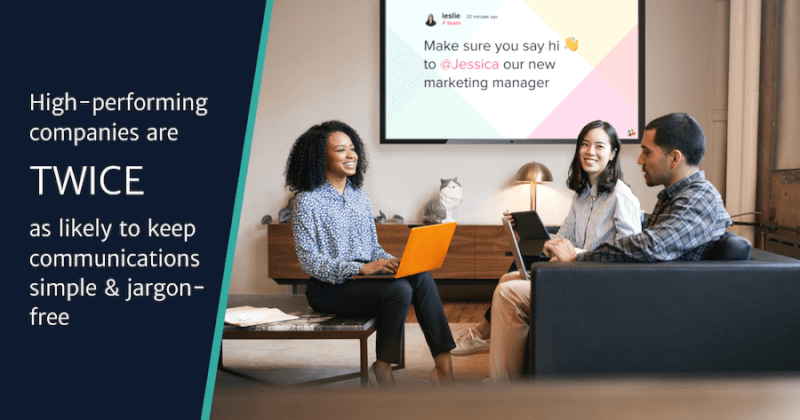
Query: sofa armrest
705 231 751 260
529 259 800 376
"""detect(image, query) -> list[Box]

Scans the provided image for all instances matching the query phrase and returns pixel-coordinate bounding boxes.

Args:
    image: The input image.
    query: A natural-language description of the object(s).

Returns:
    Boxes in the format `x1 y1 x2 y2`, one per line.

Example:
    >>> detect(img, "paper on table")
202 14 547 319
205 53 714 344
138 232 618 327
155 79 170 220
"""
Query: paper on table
224 305 299 327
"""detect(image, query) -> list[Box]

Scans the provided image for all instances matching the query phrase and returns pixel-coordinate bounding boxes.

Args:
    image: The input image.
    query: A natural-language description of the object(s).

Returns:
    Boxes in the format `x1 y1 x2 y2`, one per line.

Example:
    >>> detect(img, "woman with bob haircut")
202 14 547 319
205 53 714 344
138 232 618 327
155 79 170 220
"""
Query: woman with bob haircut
452 120 643 358
286 120 456 387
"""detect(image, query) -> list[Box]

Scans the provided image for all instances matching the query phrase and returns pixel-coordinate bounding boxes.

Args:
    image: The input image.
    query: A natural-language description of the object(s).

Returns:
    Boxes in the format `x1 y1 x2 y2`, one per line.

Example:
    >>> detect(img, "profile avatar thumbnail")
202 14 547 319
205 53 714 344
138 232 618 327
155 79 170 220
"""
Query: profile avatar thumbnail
426 14 436 26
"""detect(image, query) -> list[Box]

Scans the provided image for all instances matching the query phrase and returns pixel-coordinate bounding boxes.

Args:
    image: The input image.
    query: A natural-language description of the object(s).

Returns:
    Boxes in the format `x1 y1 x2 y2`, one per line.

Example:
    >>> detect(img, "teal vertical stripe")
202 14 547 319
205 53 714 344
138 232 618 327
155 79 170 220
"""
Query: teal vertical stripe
201 1 274 419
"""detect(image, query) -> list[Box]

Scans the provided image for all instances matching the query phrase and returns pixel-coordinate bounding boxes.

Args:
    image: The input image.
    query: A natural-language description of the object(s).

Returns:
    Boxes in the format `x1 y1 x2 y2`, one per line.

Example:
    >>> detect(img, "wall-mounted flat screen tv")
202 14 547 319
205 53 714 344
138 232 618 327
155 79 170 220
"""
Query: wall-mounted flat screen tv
381 0 644 144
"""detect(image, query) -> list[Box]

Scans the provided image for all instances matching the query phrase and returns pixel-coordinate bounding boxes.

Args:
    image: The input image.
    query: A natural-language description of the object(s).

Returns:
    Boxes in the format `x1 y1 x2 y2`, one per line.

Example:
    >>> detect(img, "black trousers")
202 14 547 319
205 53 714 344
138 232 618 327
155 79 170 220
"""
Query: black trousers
305 271 456 364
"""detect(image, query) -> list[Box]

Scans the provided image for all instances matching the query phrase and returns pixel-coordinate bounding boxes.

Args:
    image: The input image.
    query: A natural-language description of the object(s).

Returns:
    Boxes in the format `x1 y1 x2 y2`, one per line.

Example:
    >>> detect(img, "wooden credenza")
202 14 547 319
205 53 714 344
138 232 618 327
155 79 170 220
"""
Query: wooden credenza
267 223 516 285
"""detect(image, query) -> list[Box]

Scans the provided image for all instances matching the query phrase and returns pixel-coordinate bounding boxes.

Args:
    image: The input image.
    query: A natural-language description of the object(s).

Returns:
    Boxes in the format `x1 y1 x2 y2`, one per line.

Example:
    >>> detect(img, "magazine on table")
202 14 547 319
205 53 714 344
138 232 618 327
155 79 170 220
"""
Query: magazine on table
224 306 299 327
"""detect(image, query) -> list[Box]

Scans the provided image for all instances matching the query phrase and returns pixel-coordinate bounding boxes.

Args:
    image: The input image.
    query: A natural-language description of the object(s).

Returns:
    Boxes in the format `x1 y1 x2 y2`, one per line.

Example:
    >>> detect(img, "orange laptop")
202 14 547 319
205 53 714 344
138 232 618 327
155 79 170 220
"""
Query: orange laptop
354 222 456 279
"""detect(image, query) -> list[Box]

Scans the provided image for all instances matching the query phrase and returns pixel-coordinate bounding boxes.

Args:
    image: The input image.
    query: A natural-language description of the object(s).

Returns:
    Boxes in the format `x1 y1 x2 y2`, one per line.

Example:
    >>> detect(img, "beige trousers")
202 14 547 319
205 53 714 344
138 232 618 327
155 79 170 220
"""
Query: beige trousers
489 279 531 381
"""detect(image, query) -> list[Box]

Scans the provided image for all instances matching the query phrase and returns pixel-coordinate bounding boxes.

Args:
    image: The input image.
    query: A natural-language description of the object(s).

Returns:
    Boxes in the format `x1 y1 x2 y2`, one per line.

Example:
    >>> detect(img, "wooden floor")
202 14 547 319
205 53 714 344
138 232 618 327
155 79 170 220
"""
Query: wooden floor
406 301 489 323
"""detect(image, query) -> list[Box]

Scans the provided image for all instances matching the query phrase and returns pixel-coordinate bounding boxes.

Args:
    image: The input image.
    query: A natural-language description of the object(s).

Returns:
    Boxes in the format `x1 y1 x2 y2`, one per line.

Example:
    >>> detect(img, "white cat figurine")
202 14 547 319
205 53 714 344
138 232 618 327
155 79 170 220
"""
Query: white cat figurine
423 178 463 225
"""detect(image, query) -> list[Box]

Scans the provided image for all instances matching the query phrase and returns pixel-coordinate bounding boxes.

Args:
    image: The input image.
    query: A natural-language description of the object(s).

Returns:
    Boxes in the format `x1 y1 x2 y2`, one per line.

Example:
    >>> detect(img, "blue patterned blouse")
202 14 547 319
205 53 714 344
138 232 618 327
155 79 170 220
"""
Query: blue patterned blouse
291 180 394 284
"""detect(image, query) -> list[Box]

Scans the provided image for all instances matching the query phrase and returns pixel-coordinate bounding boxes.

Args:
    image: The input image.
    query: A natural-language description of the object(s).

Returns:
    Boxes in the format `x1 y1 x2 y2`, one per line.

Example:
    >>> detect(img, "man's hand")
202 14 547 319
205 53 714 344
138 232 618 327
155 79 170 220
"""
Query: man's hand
543 238 577 262
359 258 401 275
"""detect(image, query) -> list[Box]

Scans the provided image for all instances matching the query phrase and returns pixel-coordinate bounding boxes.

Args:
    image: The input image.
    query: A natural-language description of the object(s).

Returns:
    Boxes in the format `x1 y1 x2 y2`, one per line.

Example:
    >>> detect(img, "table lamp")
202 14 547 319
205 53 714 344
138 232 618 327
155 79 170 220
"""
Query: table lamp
514 162 553 211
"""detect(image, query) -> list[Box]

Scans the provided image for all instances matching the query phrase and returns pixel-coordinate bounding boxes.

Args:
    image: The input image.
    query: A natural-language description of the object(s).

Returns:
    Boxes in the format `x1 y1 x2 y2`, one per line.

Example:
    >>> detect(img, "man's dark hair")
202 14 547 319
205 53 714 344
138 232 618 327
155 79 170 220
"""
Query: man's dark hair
567 120 624 195
645 113 705 166
284 120 369 193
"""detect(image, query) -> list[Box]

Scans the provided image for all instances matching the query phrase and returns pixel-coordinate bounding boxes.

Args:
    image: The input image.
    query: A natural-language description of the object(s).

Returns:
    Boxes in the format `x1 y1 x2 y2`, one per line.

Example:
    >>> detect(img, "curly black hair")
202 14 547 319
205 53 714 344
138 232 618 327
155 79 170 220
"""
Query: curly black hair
284 120 369 193
566 120 624 195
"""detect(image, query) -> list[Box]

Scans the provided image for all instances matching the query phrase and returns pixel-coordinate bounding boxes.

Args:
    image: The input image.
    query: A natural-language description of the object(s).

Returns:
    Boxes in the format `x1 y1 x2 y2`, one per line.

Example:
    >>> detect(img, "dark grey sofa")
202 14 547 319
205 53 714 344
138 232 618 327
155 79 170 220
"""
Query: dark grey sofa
527 234 800 376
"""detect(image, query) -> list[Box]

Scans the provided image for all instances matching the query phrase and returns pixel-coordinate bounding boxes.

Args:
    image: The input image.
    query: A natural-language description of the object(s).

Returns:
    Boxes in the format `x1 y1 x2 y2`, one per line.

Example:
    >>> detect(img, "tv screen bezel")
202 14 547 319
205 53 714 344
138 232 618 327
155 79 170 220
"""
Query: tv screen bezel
379 0 645 145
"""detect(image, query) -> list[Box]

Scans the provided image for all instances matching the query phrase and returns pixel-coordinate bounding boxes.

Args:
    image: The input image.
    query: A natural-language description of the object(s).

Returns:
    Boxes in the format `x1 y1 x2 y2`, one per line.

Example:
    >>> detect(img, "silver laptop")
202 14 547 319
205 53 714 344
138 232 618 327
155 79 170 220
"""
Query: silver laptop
503 217 531 281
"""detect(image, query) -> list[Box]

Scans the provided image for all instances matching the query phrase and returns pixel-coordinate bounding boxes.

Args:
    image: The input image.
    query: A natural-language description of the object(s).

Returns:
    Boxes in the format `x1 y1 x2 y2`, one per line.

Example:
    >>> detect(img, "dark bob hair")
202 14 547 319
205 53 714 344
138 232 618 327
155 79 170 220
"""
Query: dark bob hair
566 120 623 195
284 120 369 193
645 112 705 166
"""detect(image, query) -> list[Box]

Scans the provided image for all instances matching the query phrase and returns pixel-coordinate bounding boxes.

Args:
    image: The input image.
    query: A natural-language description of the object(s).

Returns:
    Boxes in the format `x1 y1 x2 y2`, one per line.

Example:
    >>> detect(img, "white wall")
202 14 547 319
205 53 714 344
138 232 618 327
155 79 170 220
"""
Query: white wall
230 0 717 295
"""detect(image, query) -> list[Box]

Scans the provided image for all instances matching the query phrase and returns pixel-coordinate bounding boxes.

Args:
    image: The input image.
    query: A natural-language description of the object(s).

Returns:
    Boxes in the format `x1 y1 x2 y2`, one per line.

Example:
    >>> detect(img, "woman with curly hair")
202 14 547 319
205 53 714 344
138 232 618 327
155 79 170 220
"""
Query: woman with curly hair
286 120 455 387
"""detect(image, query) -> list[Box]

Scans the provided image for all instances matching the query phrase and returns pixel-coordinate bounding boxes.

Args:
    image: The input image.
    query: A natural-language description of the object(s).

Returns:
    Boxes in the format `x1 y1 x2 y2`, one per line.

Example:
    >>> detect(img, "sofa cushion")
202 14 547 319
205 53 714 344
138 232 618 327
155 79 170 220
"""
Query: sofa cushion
705 231 752 260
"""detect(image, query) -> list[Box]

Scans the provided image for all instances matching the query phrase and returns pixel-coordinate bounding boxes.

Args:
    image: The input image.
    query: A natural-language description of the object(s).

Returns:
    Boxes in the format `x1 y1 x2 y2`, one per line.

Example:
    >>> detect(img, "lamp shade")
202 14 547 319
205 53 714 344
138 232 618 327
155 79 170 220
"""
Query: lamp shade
514 162 553 184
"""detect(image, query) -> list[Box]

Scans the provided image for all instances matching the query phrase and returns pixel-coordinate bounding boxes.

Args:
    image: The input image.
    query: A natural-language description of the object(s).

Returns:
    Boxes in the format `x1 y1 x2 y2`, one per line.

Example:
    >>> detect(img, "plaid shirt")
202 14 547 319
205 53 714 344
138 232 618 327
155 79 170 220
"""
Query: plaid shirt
576 171 732 262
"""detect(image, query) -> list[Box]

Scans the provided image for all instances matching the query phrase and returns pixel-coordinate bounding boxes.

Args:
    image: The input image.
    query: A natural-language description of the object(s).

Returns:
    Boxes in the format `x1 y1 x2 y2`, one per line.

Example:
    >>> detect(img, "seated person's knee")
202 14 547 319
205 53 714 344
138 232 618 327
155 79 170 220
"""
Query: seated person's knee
499 271 522 284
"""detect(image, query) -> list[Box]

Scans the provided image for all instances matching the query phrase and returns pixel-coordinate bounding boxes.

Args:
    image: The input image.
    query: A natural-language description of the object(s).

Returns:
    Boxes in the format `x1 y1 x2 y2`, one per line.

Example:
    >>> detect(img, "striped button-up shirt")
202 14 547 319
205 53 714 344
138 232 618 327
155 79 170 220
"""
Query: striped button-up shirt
576 171 732 262
555 179 642 250
291 181 394 284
